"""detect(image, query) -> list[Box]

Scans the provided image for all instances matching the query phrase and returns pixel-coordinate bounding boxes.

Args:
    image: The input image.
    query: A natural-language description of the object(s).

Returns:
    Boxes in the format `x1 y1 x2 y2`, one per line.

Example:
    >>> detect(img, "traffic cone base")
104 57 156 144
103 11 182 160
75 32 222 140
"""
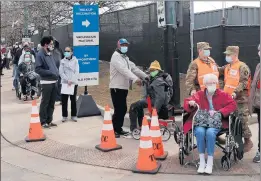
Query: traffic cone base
132 162 161 174
25 135 46 142
95 144 122 152
155 151 168 160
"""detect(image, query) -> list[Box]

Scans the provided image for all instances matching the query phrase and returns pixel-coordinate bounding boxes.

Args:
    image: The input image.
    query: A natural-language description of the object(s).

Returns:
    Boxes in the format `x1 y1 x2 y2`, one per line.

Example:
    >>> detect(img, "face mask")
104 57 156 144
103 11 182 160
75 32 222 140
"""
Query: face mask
24 58 31 63
203 50 210 57
64 52 71 58
47 45 54 51
207 84 216 94
150 70 159 78
225 56 233 63
25 51 30 55
15 45 18 48
120 47 128 54
258 51 260 57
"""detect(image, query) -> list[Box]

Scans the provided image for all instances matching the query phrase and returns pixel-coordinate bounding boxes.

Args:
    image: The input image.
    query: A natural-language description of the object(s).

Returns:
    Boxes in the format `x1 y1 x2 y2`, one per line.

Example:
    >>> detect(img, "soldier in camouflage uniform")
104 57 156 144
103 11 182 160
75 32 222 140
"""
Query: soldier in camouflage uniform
219 46 253 152
185 42 220 95
185 42 225 144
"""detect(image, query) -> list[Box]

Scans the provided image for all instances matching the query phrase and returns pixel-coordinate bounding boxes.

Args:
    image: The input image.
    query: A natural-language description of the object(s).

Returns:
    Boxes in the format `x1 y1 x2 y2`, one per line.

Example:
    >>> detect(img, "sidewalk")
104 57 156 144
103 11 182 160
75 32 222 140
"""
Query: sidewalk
1 69 260 180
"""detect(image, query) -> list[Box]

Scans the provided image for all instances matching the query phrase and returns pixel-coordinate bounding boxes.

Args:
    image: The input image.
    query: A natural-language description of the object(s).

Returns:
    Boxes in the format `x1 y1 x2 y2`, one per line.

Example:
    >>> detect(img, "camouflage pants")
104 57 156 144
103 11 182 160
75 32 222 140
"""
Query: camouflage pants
237 103 252 138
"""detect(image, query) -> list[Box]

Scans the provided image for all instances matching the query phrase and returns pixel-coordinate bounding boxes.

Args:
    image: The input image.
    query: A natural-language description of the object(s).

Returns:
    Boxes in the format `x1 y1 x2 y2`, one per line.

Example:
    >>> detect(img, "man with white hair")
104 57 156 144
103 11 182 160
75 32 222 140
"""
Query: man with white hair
184 73 237 174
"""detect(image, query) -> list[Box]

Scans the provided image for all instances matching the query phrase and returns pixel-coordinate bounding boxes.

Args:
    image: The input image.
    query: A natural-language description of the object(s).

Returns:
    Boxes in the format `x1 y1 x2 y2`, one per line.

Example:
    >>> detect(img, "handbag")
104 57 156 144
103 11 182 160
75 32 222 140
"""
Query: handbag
194 109 222 129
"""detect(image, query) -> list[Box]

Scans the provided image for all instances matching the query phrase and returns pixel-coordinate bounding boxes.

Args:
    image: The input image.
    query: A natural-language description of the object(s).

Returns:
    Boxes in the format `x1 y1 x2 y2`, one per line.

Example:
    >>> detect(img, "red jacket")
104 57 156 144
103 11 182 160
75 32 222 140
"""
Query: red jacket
183 89 237 134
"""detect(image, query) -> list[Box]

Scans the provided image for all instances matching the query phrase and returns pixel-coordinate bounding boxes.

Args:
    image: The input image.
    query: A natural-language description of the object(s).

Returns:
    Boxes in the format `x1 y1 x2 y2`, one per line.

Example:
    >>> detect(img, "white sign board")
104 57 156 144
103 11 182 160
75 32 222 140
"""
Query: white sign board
157 1 166 28
77 72 99 86
73 32 99 46
22 37 31 43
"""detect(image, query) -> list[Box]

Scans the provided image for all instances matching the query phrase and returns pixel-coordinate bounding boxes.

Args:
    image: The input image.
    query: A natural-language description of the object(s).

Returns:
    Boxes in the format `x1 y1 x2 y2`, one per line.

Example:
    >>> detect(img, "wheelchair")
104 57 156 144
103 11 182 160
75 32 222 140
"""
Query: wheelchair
16 62 41 101
173 103 244 171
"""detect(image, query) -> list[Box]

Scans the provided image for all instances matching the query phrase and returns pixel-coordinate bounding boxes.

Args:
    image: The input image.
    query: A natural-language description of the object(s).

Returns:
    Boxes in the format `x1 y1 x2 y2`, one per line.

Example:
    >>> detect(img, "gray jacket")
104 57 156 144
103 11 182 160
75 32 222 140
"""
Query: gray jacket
109 50 147 90
145 73 173 112
59 56 79 85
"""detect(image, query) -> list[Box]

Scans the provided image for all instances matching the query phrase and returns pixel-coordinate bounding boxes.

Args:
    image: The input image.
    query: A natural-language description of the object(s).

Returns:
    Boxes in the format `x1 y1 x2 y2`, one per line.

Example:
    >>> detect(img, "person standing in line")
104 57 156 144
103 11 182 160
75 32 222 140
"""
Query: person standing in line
220 46 253 152
109 38 148 138
59 47 79 122
35 36 59 128
249 44 260 163
53 39 64 104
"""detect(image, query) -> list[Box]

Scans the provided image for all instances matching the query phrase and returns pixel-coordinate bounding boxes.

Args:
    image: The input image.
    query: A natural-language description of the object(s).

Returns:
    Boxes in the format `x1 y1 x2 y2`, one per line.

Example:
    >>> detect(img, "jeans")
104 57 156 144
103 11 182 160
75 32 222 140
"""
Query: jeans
13 64 18 88
110 88 128 133
129 99 148 131
194 126 220 156
61 85 78 117
39 83 57 125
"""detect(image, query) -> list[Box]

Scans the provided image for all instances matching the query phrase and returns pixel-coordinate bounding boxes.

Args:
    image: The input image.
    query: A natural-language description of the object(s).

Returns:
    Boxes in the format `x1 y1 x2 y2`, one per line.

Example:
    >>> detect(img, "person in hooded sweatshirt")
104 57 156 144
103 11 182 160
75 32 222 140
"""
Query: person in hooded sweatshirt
35 36 59 128
52 39 64 104
59 47 79 122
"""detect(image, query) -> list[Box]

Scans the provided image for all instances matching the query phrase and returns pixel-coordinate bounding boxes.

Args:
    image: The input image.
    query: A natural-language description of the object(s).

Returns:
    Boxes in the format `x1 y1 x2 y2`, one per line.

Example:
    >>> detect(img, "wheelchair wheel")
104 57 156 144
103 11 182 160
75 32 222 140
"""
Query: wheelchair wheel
172 122 181 144
160 127 171 141
179 148 185 165
221 155 231 171
132 128 141 140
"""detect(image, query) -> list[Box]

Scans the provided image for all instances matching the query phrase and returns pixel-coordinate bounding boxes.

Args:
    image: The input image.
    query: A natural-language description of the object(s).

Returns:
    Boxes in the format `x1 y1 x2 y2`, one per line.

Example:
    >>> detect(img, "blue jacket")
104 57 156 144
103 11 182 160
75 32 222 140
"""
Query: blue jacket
35 48 59 81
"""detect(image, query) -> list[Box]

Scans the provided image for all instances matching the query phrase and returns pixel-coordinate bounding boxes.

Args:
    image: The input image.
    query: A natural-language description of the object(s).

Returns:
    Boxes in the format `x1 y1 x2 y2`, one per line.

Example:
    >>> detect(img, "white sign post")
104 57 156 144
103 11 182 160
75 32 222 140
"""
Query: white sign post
157 1 166 28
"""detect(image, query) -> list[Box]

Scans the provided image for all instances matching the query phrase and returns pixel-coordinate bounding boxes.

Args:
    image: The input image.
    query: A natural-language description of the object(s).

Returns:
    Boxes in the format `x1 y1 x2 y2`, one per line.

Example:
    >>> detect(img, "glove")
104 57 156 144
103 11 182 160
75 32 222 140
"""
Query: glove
232 92 236 99
190 90 196 96
189 100 196 107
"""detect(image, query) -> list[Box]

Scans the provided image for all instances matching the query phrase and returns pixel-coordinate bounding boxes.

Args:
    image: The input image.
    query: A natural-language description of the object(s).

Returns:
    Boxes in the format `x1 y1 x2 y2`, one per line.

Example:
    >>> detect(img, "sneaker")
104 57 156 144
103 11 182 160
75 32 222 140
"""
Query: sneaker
204 165 213 174
49 122 57 127
71 116 77 122
117 130 129 136
42 123 50 129
62 117 68 122
123 132 133 139
115 132 120 138
197 163 206 174
253 152 260 163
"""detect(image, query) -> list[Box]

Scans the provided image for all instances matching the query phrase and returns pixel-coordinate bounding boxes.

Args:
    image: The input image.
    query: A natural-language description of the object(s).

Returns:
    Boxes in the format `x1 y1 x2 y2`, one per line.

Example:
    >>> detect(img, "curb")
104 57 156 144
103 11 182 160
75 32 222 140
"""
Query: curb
97 105 258 129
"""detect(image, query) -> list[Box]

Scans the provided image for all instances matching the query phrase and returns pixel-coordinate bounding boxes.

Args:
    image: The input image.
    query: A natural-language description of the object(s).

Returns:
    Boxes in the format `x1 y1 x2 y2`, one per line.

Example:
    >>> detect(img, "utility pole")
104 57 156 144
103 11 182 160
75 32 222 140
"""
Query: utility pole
190 0 194 61
23 1 29 37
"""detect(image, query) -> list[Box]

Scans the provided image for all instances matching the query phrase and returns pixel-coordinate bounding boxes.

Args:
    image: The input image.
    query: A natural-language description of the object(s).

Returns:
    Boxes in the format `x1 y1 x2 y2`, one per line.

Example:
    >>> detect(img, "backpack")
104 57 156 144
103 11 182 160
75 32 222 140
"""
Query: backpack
160 73 173 104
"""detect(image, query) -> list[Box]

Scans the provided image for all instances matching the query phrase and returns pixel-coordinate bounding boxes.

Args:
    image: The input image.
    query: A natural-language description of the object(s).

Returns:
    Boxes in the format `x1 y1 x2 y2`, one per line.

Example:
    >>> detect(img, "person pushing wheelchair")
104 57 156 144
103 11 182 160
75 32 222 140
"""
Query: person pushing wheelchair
127 60 173 137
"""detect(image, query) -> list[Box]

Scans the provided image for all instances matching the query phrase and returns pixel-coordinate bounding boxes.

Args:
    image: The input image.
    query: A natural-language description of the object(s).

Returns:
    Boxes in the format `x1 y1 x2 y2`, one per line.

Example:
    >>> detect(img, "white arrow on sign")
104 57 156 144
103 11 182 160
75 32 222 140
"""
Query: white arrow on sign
82 19 90 27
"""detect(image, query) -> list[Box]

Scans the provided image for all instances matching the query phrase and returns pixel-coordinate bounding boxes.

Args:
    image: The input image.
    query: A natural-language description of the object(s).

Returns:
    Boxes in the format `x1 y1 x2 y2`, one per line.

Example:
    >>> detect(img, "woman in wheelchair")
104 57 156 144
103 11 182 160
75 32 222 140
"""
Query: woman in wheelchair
18 49 37 101
183 74 237 174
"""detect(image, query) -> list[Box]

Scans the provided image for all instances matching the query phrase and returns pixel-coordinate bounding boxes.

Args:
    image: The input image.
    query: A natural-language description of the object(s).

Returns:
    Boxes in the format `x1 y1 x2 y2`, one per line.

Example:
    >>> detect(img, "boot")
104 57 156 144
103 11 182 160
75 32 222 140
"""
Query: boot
244 138 253 153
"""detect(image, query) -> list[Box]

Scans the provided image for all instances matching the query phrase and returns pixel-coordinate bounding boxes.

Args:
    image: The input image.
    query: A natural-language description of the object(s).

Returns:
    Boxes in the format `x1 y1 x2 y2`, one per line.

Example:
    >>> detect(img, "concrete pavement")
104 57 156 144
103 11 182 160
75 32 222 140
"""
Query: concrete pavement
1 69 260 180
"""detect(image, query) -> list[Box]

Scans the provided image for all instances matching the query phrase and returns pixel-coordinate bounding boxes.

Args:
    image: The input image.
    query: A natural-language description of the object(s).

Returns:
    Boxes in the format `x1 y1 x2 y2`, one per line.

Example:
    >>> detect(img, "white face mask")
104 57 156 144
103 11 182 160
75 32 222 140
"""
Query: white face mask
206 84 216 94
225 56 233 63
203 49 210 57
258 51 260 57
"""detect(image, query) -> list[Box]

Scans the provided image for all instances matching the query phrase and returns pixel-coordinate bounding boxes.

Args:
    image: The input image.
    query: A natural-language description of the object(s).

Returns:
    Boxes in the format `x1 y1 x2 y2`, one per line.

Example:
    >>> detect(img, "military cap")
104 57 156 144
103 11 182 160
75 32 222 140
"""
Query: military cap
197 42 212 50
224 46 239 55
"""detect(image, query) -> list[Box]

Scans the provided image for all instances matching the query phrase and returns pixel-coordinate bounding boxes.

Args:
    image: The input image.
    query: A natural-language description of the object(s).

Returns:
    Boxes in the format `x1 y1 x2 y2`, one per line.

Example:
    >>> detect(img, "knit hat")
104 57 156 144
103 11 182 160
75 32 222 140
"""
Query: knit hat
149 60 162 71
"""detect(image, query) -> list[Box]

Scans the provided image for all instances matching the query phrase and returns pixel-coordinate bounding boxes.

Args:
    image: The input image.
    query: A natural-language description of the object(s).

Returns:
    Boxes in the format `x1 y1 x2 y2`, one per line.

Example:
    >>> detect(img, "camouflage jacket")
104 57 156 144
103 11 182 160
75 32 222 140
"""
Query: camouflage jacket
185 57 221 95
219 61 251 103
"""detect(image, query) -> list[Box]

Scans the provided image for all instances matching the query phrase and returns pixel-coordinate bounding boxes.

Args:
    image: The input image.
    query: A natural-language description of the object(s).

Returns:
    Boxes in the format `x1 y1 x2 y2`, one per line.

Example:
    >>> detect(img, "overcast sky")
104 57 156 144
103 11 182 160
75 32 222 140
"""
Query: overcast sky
123 1 260 13
193 1 260 13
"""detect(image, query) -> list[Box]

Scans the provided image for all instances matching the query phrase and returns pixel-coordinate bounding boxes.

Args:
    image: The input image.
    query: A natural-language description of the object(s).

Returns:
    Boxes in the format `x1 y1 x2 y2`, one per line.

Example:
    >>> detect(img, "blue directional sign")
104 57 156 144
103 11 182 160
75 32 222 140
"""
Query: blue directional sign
74 46 99 73
73 5 99 32
73 4 99 86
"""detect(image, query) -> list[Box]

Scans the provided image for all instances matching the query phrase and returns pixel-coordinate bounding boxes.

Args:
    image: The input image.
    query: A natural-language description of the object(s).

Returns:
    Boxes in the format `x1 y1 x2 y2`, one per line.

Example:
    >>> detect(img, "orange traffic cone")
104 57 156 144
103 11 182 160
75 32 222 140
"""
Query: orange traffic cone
132 116 161 174
150 109 168 160
25 100 46 142
95 105 122 152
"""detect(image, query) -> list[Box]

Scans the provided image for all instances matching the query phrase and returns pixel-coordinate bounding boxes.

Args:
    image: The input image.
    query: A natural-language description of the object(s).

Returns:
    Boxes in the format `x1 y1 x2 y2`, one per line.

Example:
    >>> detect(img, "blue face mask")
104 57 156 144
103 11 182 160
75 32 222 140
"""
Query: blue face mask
203 50 210 57
120 47 128 54
225 56 232 63
64 52 71 58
